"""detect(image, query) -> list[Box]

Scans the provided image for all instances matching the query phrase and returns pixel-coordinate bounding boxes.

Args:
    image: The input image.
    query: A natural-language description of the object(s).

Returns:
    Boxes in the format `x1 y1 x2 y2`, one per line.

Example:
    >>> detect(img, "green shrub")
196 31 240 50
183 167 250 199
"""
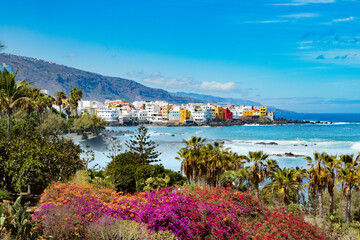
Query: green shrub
0 197 39 240
71 170 91 186
325 214 344 224
0 189 11 201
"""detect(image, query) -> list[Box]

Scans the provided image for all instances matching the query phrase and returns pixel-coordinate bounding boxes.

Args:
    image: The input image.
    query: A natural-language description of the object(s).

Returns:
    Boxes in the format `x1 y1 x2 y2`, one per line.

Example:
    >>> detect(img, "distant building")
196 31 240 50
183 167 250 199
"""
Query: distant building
137 110 148 122
168 107 180 122
223 108 233 120
0 63 13 73
191 108 212 122
96 108 119 122
243 106 254 116
161 105 172 120
214 107 224 119
148 112 165 123
230 107 243 120
267 112 274 121
260 107 267 116
105 100 129 107
179 109 191 123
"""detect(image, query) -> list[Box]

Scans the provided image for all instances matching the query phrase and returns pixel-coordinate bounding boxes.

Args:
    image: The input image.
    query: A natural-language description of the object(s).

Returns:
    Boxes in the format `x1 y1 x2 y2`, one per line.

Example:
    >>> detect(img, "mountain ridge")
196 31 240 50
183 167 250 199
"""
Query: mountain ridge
0 53 291 112
0 53 199 103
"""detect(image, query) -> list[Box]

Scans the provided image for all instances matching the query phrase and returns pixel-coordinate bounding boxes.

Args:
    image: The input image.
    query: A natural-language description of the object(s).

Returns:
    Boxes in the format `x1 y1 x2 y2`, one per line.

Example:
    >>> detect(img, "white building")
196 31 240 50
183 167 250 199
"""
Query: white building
211 109 216 119
230 109 243 120
145 103 161 114
253 110 260 117
191 109 212 122
243 106 252 111
96 108 119 122
154 101 168 107
148 112 165 123
137 110 148 122
267 112 274 121
133 101 147 109
168 106 180 121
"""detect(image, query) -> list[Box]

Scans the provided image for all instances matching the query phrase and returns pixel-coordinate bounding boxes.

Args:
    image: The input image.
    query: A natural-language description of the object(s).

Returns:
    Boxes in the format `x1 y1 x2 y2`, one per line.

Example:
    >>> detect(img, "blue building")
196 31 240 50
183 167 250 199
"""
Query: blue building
0 63 13 73
168 108 180 122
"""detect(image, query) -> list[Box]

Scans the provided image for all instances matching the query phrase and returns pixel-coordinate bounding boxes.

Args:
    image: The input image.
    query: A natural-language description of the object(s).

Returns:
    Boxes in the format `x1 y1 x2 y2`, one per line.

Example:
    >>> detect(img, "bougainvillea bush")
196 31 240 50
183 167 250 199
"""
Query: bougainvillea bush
32 182 331 239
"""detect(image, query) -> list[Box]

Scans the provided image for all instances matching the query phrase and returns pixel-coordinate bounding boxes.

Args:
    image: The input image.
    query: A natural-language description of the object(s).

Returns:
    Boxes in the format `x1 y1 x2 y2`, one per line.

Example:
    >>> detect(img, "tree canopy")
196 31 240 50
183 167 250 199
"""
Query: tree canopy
125 126 160 164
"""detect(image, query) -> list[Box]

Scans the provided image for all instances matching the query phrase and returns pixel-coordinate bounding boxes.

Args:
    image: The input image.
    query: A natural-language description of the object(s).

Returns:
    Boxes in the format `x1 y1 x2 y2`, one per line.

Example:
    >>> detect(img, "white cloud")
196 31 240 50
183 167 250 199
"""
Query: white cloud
281 13 320 18
126 71 144 78
321 16 357 24
245 20 289 23
332 16 356 22
142 72 192 88
295 0 335 3
126 71 241 93
244 13 319 25
197 81 238 91
297 46 313 49
273 0 335 6
64 53 77 58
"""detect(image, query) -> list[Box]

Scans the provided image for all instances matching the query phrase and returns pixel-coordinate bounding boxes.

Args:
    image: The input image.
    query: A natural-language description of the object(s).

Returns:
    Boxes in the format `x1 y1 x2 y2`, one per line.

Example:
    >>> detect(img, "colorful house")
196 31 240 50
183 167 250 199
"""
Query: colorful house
179 109 191 122
214 107 224 119
260 107 267 116
243 110 254 116
223 108 233 120
161 105 173 120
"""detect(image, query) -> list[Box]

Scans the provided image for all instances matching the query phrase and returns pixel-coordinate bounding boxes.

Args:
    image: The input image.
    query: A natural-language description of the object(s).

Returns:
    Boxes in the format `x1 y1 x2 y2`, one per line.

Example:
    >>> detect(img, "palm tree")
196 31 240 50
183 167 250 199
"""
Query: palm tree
337 154 360 223
64 101 72 118
54 91 66 115
322 154 339 215
241 151 270 198
266 167 303 205
35 96 53 124
176 136 206 184
294 166 308 204
69 87 83 116
45 95 54 109
175 148 192 183
0 69 32 139
205 142 238 187
22 88 42 115
220 168 250 190
306 152 328 218
265 159 279 178
0 42 5 51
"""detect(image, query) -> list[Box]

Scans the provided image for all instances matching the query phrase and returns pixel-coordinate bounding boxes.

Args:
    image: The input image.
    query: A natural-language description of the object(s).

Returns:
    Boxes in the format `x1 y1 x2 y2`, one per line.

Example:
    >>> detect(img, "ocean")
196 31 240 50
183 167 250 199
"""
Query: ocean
86 113 360 172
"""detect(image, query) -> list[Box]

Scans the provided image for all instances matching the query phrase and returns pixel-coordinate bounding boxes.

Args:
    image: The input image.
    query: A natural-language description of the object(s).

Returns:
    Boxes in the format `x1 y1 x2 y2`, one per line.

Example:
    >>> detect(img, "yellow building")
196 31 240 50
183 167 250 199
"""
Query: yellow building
243 110 254 116
179 109 191 122
260 107 267 116
161 105 172 120
214 107 224 119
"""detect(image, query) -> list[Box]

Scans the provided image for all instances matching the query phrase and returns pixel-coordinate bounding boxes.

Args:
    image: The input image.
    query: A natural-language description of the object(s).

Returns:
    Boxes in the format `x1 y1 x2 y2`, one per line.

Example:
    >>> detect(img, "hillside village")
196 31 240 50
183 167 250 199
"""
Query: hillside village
68 99 274 124
1 62 274 125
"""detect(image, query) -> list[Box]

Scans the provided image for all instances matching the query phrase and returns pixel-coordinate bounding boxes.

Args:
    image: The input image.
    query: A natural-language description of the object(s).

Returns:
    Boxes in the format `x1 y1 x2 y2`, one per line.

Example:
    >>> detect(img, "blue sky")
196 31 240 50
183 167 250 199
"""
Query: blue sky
1 0 360 112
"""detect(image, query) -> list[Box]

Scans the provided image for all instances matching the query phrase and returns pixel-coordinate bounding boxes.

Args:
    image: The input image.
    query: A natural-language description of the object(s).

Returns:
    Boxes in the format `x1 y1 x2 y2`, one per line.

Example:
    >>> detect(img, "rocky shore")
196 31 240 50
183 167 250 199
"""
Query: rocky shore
106 117 332 127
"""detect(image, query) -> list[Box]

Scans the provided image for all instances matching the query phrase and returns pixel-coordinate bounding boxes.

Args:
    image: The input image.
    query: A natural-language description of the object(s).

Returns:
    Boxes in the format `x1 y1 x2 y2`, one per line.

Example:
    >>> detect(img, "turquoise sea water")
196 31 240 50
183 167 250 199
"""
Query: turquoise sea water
88 113 360 172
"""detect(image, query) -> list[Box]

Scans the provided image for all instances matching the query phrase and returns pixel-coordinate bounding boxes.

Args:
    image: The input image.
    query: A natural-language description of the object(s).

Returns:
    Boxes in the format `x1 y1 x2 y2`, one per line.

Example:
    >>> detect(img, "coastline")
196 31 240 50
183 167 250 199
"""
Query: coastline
107 117 333 127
